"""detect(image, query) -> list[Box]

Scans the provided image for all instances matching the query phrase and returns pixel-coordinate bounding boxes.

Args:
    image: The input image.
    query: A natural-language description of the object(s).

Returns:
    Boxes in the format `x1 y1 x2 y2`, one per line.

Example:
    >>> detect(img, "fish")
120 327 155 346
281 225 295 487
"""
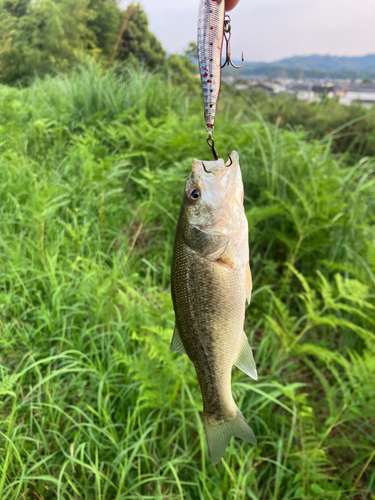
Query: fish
197 0 225 131
170 151 258 465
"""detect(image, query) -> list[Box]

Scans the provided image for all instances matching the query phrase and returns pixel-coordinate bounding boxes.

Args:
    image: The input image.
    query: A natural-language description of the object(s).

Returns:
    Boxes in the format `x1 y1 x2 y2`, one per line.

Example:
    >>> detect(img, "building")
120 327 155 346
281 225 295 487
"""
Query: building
287 82 335 102
234 83 250 91
226 77 375 108
340 84 375 108
249 82 286 95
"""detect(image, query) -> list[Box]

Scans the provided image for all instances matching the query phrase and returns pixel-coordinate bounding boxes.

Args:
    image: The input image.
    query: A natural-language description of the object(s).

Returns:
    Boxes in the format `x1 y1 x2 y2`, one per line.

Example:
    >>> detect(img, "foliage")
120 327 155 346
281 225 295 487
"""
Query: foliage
0 0 172 84
87 0 121 57
114 3 166 70
0 62 374 499
184 41 198 59
0 0 98 83
166 53 198 88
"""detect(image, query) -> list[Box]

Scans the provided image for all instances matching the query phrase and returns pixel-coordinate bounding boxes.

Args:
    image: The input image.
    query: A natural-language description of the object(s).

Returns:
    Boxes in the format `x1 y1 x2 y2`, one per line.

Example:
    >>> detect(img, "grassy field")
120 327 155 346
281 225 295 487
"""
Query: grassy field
0 62 374 500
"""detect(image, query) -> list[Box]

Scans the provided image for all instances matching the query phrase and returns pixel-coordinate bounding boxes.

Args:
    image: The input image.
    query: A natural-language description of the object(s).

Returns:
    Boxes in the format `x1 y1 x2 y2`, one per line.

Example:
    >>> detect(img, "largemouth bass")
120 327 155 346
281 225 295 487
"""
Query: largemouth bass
171 151 257 465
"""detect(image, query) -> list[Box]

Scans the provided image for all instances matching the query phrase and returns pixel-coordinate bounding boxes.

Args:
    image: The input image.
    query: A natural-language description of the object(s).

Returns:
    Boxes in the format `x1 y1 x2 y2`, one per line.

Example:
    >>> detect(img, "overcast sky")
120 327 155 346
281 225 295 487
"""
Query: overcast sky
136 0 375 62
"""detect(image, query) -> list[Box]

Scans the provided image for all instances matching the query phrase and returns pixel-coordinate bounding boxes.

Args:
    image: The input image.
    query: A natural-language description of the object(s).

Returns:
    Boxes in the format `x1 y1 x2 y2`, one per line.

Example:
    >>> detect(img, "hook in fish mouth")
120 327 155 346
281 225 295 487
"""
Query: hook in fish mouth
202 162 212 174
203 154 232 173
207 137 219 161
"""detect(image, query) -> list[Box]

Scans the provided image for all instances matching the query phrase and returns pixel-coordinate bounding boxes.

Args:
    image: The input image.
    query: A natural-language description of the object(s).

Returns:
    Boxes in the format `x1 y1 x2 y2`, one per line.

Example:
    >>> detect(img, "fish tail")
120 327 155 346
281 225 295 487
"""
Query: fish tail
203 407 257 465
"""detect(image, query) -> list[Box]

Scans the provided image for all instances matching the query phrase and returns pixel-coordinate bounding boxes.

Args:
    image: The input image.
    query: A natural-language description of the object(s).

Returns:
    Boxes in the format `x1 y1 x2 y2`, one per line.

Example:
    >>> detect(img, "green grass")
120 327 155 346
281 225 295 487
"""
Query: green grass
0 62 375 500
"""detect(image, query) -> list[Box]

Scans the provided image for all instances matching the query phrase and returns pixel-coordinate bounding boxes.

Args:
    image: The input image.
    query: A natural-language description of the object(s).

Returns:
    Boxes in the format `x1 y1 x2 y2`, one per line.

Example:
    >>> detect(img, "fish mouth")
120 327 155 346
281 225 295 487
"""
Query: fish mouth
202 154 233 174
191 151 239 175
188 151 241 196
185 151 243 204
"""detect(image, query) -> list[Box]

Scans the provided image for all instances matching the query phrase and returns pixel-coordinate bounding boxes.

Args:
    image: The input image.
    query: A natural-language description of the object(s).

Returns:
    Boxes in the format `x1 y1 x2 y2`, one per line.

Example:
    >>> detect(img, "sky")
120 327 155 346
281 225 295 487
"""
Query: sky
135 0 375 62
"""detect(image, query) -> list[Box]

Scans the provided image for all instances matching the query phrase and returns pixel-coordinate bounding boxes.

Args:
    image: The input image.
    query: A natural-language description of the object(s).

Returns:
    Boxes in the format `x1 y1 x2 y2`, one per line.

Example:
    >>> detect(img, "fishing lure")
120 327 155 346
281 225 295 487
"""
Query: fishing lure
197 0 244 160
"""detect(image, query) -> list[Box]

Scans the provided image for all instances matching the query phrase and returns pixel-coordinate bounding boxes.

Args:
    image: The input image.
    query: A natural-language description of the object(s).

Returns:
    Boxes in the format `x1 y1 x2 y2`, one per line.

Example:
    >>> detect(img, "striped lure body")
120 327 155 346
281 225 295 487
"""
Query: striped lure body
197 0 225 130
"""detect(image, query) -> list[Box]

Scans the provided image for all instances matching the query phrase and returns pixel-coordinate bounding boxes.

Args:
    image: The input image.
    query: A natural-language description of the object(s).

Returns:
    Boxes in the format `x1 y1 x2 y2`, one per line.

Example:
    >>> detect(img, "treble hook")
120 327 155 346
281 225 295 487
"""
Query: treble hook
203 154 231 172
221 15 244 69
207 136 219 161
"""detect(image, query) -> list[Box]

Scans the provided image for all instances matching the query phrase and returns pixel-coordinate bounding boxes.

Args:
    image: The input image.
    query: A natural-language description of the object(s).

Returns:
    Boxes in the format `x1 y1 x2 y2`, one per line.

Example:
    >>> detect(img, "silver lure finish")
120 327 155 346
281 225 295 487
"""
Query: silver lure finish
197 0 225 131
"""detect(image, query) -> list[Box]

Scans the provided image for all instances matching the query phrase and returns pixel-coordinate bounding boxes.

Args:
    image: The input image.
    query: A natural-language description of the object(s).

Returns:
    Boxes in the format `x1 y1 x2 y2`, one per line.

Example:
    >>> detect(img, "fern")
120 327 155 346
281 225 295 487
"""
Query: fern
0 373 18 394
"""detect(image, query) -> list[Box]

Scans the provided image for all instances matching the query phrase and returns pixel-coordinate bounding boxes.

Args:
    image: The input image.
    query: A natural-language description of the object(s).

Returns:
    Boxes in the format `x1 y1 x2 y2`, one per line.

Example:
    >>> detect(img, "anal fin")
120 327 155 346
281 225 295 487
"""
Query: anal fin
170 325 187 355
234 332 258 380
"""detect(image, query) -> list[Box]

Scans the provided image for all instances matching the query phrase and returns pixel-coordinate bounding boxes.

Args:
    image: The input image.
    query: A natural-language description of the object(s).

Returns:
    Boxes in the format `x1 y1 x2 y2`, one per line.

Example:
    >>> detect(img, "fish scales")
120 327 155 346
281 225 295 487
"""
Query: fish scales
172 235 242 421
197 0 225 130
171 152 258 465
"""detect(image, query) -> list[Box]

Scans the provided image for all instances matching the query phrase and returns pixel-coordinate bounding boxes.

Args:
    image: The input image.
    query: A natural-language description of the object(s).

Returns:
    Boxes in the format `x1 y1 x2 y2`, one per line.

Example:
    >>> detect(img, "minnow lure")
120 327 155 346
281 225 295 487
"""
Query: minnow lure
197 0 244 160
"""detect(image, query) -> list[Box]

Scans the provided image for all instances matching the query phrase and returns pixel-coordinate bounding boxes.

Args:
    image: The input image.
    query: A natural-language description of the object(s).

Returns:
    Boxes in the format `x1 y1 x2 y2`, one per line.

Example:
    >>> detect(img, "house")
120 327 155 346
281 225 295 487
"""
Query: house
234 83 250 91
287 82 335 102
249 82 286 95
340 84 375 108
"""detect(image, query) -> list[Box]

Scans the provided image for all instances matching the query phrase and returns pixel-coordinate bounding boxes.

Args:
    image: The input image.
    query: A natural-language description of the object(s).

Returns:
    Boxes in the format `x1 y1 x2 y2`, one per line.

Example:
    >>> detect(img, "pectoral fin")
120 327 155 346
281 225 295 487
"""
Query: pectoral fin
246 263 252 305
234 332 258 380
192 224 224 237
190 225 228 262
170 325 187 355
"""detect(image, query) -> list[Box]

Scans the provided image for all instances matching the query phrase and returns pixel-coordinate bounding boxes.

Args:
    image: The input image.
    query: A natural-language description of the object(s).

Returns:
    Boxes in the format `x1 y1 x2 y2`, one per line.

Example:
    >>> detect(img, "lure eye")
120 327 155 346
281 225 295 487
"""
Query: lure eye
187 187 201 203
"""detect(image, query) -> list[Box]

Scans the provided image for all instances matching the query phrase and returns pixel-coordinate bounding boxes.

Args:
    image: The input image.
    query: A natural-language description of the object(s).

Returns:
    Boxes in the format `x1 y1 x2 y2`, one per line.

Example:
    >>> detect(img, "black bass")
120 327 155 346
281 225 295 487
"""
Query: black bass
171 151 257 465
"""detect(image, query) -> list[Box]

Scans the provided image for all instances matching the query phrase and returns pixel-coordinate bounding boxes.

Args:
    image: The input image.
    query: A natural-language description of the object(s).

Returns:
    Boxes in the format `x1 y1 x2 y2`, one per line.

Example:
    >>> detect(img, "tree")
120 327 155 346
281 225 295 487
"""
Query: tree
184 41 198 60
2 0 28 17
115 3 166 70
0 0 97 83
0 0 168 84
88 0 121 58
166 53 198 89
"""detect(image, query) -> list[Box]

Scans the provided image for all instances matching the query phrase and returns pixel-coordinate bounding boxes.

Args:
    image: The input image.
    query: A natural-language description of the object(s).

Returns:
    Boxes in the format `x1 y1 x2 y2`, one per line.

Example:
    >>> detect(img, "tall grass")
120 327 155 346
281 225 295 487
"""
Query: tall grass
0 60 190 131
0 62 374 499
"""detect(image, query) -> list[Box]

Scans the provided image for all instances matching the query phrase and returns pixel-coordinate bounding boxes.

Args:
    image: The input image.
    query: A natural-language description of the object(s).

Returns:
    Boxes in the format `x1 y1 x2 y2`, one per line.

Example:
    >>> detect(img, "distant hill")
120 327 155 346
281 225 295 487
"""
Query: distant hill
224 54 375 79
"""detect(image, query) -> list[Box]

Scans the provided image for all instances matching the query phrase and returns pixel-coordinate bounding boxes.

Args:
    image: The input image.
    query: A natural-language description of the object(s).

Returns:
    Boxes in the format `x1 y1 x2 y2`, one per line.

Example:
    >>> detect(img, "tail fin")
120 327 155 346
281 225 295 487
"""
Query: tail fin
203 407 257 465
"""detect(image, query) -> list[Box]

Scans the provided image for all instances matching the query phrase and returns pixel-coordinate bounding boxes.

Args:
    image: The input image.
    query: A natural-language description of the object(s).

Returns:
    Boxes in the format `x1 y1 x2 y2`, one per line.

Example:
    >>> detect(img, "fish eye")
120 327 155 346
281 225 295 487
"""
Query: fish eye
187 187 201 203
